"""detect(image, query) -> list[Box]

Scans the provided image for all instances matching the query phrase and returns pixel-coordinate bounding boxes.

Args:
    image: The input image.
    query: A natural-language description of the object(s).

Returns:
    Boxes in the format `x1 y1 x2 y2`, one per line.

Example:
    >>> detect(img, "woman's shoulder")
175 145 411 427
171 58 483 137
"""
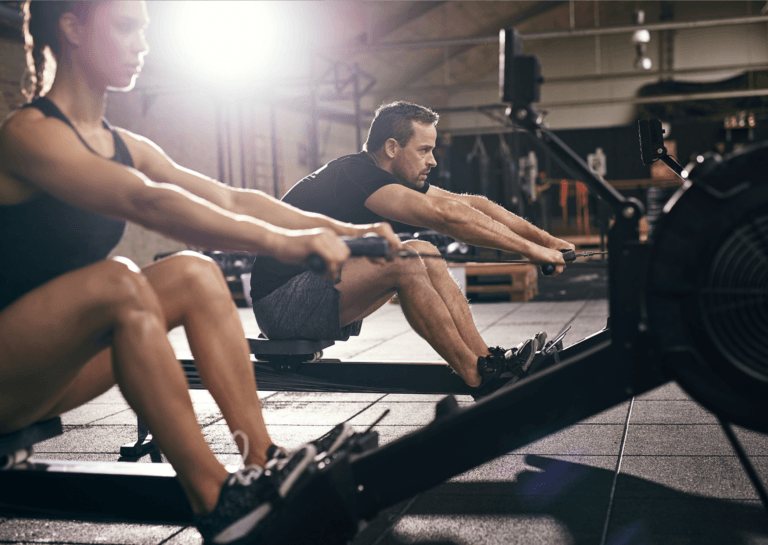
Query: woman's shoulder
1 105 46 133
0 105 60 153
0 109 49 202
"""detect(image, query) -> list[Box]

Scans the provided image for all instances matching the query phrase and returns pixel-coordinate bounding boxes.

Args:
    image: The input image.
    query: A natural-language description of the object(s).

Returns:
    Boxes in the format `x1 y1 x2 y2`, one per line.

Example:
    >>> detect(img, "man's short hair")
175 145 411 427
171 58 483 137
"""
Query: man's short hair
363 101 439 153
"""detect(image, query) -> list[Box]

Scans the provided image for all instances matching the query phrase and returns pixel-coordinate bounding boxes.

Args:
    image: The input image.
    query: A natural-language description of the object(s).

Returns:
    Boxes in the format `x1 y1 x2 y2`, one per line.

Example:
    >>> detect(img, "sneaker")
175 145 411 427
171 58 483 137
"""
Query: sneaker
471 355 508 400
489 331 547 379
309 422 356 461
195 444 317 544
265 444 288 463
264 443 317 499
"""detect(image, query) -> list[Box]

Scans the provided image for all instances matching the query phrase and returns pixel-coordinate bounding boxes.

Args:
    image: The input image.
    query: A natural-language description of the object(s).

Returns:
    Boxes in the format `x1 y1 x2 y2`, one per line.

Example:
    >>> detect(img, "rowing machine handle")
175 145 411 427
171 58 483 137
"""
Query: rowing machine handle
541 248 576 276
305 236 391 274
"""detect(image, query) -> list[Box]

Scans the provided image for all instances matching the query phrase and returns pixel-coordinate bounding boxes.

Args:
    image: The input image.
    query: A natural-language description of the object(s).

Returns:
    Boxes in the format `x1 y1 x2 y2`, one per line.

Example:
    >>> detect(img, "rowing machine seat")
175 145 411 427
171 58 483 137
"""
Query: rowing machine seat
248 336 336 368
0 417 63 469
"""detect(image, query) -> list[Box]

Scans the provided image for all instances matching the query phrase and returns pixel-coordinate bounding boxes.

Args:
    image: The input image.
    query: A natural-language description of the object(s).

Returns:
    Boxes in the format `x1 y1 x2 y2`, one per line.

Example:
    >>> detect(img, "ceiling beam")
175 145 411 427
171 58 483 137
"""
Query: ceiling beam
362 2 447 46
333 13 768 53
374 1 568 100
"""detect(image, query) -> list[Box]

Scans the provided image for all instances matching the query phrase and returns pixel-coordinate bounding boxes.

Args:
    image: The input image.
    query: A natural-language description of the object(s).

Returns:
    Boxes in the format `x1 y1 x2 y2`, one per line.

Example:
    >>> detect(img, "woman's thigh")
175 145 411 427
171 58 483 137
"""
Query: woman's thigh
0 258 151 432
1 252 231 432
33 252 230 424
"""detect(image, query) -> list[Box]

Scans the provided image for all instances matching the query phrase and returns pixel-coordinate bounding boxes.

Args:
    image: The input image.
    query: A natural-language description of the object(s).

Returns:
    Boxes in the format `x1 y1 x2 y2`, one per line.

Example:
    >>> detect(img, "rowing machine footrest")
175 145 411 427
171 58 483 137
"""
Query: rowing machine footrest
528 346 562 374
0 417 63 468
259 431 379 545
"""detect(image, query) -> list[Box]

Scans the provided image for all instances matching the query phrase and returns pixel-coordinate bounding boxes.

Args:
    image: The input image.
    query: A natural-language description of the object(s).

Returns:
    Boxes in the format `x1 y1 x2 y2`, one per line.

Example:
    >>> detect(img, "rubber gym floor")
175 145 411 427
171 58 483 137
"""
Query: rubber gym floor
2 271 768 544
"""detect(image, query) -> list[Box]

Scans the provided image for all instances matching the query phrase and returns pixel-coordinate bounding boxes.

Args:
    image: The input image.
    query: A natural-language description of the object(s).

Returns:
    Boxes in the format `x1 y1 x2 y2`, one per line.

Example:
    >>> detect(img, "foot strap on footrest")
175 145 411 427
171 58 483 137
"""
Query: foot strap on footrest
505 359 528 378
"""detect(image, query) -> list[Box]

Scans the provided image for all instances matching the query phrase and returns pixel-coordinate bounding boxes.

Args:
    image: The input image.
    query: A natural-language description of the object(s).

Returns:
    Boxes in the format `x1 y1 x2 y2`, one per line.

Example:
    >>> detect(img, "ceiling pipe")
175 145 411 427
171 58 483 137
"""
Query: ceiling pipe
334 14 768 53
544 63 768 84
539 88 768 108
437 88 768 112
525 14 768 40
403 62 768 93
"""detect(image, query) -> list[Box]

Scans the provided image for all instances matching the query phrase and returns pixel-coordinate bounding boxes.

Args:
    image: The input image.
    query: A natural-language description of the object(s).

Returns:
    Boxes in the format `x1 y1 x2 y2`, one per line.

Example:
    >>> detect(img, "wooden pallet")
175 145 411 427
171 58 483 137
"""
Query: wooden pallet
561 221 648 250
464 263 538 302
561 235 603 251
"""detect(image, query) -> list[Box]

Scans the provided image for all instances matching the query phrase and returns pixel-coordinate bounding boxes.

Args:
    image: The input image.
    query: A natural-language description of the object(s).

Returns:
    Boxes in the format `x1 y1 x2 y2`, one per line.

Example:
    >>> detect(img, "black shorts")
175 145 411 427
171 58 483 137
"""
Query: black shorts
252 271 362 341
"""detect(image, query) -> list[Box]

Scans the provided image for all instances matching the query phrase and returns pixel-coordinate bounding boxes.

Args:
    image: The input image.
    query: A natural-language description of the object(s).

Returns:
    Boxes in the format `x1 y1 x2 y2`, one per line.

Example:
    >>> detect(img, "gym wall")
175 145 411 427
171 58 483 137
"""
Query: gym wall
0 36 24 122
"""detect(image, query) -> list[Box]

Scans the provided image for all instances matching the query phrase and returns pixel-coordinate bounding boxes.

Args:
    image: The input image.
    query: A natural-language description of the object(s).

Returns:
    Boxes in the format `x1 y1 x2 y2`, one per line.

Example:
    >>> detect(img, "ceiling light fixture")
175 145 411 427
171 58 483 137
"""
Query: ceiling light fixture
632 10 652 71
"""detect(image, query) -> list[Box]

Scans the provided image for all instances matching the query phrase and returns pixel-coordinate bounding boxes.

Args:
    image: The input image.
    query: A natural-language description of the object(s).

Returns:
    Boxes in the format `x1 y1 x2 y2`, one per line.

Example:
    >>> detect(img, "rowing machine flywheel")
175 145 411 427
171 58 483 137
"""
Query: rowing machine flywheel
645 142 768 432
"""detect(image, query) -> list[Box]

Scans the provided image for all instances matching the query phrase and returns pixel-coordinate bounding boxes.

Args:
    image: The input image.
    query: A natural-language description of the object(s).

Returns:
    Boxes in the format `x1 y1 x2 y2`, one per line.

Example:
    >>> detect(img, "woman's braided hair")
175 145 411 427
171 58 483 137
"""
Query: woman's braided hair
22 1 89 100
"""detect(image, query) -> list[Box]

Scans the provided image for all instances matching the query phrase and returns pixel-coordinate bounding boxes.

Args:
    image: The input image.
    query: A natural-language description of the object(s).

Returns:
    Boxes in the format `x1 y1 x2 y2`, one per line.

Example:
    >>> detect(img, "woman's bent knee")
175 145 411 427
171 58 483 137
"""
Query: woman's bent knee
164 252 229 298
100 258 162 318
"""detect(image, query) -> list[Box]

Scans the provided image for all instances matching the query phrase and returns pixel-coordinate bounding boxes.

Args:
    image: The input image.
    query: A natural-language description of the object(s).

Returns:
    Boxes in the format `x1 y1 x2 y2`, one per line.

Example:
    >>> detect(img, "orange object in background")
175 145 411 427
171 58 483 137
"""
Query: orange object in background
560 180 569 227
575 182 590 236
560 180 591 235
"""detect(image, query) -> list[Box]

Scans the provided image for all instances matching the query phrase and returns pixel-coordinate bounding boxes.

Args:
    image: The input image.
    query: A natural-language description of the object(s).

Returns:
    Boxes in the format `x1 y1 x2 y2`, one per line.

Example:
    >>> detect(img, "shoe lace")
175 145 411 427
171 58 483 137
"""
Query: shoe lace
232 429 250 467
228 465 263 487
227 430 264 486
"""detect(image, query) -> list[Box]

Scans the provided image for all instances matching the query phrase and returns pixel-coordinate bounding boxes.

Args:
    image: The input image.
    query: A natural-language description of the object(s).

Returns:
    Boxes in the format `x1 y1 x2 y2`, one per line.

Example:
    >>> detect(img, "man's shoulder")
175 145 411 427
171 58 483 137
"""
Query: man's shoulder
330 152 378 171
309 152 392 185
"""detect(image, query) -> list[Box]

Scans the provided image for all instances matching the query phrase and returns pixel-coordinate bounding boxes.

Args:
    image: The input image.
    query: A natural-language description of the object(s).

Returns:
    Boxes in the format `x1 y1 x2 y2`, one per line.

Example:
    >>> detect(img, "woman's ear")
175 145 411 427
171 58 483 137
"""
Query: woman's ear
58 12 82 48
384 138 399 159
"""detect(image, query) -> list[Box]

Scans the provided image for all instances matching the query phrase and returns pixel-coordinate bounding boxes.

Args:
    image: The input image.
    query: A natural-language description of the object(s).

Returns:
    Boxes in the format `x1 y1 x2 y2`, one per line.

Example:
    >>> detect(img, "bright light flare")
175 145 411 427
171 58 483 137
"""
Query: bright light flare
632 29 651 44
172 1 303 89
635 56 652 70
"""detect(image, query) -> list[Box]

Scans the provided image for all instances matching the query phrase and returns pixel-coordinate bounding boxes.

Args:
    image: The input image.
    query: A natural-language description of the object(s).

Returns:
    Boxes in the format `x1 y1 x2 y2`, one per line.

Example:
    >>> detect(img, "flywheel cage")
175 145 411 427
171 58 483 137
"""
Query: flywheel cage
700 211 768 381
645 141 768 430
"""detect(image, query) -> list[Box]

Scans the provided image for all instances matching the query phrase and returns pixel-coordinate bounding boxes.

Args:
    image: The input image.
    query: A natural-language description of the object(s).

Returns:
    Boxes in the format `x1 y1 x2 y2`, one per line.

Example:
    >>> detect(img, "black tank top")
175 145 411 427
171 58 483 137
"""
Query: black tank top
0 97 132 311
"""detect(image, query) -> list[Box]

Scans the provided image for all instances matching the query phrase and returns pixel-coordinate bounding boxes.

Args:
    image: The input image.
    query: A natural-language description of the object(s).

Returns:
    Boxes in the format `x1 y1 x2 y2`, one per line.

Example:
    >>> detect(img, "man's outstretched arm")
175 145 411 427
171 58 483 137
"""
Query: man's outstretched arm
426 185 574 251
364 184 568 274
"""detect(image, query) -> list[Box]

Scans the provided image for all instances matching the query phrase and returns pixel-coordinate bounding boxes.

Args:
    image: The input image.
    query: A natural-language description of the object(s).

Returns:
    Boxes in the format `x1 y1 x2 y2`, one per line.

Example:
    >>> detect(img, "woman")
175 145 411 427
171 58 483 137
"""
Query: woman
0 1 400 542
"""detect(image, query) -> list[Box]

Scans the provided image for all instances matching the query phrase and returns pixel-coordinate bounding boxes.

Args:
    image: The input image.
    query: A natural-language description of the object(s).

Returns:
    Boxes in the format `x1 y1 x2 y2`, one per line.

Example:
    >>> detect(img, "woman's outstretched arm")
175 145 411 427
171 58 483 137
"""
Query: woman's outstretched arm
0 110 350 277
119 128 403 249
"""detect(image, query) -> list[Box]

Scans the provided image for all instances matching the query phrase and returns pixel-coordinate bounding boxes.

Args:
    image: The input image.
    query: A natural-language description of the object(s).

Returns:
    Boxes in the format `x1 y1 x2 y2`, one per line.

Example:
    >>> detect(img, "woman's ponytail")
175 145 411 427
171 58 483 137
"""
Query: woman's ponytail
22 1 86 101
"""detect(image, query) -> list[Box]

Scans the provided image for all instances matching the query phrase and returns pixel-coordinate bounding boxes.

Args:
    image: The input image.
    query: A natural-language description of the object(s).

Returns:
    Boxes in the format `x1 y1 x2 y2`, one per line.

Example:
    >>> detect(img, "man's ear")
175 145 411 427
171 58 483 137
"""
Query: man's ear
59 12 82 48
384 138 399 159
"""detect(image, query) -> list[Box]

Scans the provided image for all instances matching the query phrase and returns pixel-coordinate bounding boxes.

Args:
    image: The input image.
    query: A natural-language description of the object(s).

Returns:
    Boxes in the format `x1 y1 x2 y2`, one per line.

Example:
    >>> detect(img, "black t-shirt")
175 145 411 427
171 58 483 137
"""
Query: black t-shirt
250 152 430 300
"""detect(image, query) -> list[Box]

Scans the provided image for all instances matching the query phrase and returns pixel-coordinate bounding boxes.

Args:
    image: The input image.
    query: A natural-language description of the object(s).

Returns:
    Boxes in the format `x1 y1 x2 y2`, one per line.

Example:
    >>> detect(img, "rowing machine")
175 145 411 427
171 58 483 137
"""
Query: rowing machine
2 28 767 544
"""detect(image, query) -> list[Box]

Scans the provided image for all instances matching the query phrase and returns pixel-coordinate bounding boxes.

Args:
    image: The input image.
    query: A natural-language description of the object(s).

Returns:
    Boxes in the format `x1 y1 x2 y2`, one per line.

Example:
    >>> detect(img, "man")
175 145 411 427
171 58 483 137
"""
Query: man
250 101 573 399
